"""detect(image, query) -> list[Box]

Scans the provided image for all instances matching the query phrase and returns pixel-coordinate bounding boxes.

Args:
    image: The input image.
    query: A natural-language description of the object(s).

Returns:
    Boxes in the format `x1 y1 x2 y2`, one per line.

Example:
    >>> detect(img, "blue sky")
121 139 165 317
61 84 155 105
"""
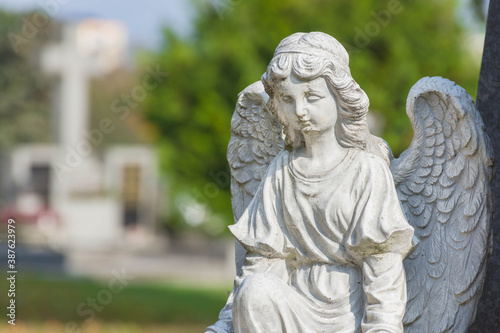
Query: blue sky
0 0 195 49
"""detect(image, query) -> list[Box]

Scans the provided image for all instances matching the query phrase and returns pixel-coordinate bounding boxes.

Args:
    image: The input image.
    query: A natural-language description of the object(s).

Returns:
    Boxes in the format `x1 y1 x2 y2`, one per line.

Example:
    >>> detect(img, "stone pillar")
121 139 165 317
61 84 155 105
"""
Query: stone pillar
470 0 500 330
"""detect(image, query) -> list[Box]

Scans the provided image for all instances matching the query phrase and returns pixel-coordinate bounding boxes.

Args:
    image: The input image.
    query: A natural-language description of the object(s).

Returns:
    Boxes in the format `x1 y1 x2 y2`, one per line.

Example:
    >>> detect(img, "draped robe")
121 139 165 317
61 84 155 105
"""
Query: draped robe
207 148 415 333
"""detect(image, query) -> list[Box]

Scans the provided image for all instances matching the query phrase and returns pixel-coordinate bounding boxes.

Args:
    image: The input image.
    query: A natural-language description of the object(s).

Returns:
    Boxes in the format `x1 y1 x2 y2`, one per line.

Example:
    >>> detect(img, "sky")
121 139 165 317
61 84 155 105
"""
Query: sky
0 0 195 49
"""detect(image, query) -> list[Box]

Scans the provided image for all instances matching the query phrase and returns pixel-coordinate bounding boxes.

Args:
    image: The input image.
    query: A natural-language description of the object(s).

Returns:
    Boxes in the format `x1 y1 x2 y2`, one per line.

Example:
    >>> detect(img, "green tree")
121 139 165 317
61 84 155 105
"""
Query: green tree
145 0 480 235
0 9 55 147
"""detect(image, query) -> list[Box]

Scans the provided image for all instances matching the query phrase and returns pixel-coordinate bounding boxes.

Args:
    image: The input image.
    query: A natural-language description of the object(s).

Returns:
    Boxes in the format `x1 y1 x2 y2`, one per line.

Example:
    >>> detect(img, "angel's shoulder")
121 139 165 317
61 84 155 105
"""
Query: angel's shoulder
346 150 397 196
262 149 291 177
273 149 291 165
353 149 392 176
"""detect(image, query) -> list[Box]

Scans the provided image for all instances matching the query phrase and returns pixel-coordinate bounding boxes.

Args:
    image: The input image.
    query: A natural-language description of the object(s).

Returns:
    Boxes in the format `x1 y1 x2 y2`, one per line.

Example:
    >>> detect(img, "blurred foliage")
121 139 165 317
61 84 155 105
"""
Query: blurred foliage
471 0 487 22
0 9 55 147
0 9 152 150
89 69 158 147
145 0 480 235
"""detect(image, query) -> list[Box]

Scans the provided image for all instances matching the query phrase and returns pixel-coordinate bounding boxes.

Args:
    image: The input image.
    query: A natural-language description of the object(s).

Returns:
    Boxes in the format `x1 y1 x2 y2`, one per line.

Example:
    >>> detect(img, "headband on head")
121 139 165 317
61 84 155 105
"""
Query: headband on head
274 44 348 68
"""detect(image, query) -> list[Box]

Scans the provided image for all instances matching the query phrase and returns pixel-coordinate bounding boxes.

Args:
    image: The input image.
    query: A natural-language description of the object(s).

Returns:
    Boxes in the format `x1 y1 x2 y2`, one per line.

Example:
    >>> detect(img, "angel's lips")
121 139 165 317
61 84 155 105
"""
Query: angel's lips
299 119 314 132
299 119 312 126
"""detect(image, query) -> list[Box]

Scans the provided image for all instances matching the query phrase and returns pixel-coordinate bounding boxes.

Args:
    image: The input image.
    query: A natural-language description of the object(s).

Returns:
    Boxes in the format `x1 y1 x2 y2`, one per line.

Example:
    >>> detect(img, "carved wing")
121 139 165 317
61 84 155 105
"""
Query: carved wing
227 81 284 273
390 77 494 332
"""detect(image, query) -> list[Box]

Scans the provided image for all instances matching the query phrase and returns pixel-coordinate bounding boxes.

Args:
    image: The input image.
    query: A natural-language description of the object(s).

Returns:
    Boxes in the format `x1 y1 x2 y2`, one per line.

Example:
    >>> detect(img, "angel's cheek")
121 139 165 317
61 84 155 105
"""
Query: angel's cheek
280 111 301 131
276 105 292 124
290 119 303 131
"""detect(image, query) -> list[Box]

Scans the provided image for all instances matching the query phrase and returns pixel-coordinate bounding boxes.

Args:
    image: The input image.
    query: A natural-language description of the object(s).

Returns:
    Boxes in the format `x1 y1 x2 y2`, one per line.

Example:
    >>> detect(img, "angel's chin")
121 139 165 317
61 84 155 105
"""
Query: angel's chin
301 126 315 134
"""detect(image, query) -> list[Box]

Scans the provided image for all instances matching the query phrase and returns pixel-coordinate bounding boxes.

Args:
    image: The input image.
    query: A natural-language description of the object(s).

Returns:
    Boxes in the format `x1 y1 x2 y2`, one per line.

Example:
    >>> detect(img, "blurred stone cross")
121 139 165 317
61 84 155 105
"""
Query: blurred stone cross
40 19 126 149
471 0 500 331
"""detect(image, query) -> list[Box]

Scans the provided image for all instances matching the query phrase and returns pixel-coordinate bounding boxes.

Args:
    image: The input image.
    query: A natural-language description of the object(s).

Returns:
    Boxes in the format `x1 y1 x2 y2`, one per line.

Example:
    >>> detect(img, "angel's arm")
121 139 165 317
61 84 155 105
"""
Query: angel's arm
206 156 290 333
362 252 406 333
346 155 414 333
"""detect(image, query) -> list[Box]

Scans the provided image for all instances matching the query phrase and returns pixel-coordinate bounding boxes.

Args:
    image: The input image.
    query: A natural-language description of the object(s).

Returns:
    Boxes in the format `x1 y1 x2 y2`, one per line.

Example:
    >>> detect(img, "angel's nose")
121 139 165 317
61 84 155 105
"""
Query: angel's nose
295 103 308 118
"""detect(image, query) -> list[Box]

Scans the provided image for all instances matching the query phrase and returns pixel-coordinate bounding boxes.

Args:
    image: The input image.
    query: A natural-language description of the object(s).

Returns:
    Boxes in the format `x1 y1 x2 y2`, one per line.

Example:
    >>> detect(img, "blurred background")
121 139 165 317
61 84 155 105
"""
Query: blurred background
0 0 489 332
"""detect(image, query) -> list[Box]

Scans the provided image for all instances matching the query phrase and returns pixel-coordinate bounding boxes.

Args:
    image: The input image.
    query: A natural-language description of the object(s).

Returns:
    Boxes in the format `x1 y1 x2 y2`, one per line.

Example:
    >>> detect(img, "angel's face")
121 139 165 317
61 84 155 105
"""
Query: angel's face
275 73 338 135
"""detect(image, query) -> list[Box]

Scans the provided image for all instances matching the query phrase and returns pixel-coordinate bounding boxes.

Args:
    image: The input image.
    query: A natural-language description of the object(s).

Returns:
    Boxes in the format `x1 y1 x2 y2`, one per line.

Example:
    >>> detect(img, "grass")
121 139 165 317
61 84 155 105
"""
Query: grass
0 272 231 332
0 322 208 333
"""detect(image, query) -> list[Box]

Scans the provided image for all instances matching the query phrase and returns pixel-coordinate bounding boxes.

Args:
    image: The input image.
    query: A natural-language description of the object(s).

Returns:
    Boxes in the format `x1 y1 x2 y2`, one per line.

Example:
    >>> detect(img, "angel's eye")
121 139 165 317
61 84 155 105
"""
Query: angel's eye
281 95 293 104
306 94 323 103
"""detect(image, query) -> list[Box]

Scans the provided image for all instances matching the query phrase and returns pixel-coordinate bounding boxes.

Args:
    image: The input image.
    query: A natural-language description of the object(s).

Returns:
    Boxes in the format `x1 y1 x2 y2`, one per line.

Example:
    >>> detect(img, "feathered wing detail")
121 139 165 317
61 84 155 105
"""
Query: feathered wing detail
390 77 494 333
206 82 283 333
227 81 284 275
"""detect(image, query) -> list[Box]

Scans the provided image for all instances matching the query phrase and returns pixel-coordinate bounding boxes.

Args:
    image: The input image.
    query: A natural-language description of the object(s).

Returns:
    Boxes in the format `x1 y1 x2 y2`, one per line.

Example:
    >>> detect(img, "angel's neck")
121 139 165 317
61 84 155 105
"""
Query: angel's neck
300 129 346 162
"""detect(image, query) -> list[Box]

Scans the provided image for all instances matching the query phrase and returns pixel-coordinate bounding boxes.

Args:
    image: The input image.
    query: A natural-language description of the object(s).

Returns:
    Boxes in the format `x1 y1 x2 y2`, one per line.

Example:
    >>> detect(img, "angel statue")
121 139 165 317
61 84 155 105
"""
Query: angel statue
205 32 493 333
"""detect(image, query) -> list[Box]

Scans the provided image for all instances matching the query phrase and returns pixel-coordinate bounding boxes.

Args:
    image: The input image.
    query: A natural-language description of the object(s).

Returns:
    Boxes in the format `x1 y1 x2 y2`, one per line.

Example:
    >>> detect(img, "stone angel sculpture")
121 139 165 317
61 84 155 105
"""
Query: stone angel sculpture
206 32 493 333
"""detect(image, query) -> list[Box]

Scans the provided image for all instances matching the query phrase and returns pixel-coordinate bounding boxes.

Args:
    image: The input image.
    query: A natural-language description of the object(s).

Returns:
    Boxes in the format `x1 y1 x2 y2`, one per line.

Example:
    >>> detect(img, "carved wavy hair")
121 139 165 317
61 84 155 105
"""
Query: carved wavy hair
262 32 370 149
